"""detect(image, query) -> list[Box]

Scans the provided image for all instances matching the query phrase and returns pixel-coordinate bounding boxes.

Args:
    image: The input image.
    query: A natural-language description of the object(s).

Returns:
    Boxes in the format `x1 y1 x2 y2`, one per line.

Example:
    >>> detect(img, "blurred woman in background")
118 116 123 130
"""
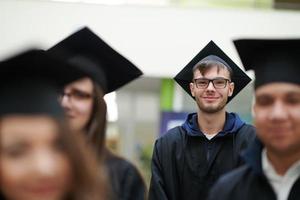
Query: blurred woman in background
48 27 146 200
0 49 106 200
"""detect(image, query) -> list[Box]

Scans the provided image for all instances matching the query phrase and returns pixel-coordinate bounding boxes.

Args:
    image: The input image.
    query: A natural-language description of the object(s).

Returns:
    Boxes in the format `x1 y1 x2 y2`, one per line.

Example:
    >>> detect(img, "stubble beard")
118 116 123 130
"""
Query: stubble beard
196 96 227 114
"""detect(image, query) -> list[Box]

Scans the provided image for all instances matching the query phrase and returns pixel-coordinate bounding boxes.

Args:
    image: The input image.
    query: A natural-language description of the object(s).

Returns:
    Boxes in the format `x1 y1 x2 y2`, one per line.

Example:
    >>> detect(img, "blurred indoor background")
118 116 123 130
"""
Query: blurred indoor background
1 0 300 186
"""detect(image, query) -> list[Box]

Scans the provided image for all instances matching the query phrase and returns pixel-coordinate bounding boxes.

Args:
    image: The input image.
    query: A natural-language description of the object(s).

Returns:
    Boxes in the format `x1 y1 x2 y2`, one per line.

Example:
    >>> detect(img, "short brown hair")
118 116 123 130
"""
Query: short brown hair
192 59 233 80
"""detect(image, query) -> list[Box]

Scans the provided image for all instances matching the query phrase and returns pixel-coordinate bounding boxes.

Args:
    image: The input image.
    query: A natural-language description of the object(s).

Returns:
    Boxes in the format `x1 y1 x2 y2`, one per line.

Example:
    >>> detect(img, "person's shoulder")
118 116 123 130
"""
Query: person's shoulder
218 165 249 183
106 152 144 180
112 156 144 184
105 152 146 197
236 123 256 138
240 123 256 131
106 152 135 169
155 126 187 147
159 126 186 140
211 165 250 195
228 112 256 135
208 165 251 200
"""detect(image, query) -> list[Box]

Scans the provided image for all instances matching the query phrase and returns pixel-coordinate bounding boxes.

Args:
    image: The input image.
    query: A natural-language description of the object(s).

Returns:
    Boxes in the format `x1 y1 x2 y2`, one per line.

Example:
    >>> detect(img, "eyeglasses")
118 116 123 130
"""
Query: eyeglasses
193 78 231 89
58 90 94 102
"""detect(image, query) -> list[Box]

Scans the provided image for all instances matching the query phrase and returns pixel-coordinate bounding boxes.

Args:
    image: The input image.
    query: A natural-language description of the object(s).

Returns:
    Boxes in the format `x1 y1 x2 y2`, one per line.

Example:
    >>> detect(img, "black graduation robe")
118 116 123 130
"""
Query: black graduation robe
105 150 146 200
149 113 256 200
207 140 300 200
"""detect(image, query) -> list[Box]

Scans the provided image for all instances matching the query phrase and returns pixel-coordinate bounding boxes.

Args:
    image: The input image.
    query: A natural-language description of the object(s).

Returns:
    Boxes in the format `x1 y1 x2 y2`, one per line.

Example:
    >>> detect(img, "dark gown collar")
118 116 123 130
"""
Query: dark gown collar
242 138 264 175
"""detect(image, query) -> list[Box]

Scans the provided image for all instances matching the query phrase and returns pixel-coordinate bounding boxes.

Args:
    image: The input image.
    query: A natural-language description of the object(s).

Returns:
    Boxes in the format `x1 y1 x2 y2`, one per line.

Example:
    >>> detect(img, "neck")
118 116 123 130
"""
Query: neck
266 148 300 176
197 109 226 135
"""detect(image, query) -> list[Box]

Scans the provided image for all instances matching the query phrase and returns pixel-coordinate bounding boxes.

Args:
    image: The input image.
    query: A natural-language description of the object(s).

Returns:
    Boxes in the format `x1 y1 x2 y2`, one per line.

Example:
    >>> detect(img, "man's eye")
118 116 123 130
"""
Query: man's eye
197 81 208 85
285 96 300 105
256 96 274 106
214 80 226 85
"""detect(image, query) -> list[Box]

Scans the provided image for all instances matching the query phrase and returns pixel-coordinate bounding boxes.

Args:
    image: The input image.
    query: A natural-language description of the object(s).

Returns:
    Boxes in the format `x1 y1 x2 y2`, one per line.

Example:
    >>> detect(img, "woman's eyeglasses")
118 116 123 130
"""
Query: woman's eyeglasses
58 90 94 102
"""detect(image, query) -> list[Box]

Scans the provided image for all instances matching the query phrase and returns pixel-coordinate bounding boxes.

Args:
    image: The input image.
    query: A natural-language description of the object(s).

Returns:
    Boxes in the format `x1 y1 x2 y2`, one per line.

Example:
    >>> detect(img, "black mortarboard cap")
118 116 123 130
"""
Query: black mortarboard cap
174 40 251 103
0 49 86 117
234 39 300 89
48 27 143 94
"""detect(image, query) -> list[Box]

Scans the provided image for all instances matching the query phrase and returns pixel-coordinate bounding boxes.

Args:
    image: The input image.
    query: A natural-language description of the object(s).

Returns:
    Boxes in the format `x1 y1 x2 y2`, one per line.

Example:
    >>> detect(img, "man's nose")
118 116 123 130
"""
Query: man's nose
206 81 215 90
269 101 288 121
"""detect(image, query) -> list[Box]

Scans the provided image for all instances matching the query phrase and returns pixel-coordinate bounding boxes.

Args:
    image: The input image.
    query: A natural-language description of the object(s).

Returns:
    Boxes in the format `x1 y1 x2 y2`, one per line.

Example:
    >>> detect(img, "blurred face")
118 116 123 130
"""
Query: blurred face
254 83 300 156
190 66 234 113
60 77 94 132
0 115 72 200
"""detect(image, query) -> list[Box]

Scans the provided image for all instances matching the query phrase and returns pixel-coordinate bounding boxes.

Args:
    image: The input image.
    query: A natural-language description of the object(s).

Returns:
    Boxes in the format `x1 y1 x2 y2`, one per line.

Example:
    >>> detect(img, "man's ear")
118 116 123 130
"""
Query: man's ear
228 82 234 97
190 82 195 97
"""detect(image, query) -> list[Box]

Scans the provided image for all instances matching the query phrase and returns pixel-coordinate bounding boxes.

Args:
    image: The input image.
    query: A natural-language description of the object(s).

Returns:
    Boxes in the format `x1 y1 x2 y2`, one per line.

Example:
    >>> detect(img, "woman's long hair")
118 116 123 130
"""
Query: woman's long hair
85 81 107 159
59 117 108 200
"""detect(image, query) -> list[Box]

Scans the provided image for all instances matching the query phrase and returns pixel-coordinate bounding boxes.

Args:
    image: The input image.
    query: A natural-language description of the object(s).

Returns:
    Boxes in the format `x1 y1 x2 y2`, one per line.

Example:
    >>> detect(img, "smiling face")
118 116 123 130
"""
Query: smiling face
60 77 94 132
254 82 300 156
0 115 72 200
190 66 234 114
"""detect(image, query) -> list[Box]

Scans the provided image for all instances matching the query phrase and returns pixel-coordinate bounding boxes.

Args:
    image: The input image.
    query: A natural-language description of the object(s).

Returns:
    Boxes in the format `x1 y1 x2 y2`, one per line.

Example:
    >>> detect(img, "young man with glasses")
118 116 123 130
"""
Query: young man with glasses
149 41 256 200
208 39 300 200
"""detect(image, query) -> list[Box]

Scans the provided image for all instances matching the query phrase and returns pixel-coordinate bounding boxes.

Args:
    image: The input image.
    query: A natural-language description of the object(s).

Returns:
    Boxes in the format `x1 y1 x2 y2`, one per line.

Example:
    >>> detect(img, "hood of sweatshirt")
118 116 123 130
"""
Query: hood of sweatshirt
181 112 245 137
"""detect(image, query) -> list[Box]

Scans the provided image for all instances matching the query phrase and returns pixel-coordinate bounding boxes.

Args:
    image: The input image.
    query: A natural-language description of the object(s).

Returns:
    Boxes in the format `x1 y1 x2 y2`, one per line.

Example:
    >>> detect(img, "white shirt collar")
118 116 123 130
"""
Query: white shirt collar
262 148 300 200
204 132 217 140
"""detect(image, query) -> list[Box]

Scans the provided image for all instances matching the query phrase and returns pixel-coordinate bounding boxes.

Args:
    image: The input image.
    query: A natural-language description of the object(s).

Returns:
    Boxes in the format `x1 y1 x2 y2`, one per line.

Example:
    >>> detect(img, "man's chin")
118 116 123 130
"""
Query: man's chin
202 108 220 114
200 104 225 113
